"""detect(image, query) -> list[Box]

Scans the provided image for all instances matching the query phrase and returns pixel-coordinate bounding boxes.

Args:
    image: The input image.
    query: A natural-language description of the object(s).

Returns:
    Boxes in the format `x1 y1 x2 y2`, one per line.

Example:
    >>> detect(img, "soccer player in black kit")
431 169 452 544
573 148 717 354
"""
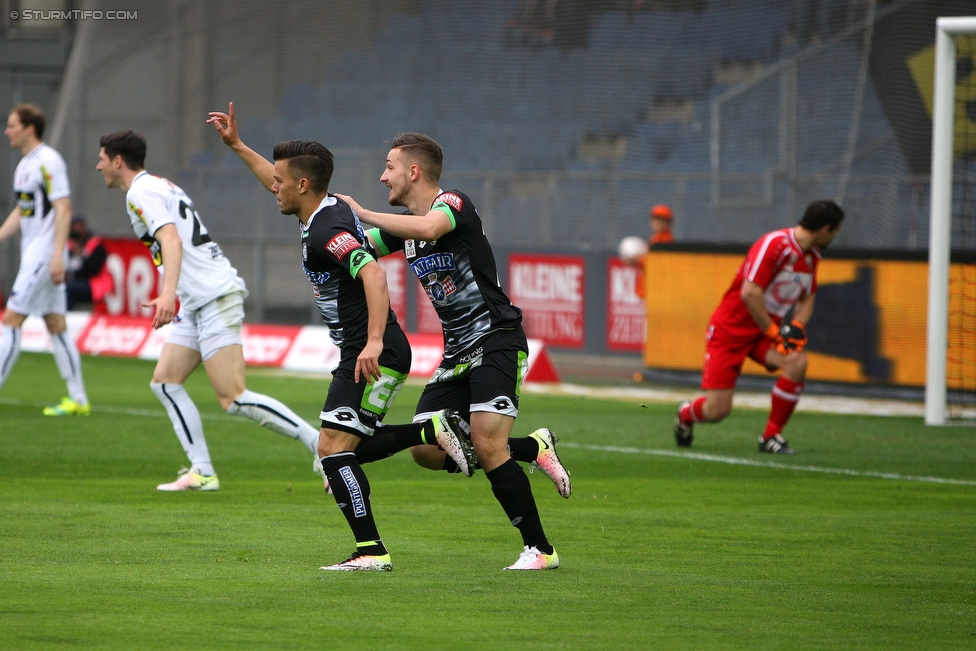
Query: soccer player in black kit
208 105 474 572
341 133 563 570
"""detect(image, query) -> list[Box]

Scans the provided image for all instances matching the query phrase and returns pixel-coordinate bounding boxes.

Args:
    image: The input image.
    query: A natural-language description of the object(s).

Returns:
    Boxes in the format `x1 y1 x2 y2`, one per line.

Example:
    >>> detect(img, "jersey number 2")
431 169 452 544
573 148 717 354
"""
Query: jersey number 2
179 200 213 247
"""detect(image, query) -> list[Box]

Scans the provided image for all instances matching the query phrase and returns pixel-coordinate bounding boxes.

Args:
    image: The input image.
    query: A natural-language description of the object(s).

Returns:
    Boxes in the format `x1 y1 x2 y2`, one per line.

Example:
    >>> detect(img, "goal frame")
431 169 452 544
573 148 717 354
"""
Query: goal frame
925 16 976 425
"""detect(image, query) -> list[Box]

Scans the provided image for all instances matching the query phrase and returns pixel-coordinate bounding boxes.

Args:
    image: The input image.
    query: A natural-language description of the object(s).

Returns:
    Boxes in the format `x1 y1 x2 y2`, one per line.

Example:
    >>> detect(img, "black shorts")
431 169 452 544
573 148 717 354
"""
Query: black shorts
414 327 528 423
320 323 412 437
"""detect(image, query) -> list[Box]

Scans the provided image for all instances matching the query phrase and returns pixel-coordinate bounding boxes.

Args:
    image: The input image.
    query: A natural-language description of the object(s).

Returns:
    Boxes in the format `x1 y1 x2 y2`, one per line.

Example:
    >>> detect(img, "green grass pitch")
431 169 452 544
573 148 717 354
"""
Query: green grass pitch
1 352 974 650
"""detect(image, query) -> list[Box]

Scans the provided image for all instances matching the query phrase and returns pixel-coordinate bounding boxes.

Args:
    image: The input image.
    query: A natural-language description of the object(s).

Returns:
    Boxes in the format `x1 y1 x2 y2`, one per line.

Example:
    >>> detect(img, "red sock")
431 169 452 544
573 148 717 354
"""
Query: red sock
764 377 804 439
680 396 707 425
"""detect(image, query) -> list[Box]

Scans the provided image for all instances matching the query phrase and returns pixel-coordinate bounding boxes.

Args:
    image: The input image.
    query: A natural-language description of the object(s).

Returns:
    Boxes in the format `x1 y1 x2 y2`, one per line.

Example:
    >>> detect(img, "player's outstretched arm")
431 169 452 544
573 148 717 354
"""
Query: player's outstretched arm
207 102 275 193
144 224 181 329
354 261 389 384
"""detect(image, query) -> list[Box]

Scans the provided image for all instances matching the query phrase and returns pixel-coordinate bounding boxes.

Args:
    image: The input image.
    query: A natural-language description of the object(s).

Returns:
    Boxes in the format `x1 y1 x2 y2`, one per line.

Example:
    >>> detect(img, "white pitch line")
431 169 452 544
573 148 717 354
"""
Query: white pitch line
522 382 932 417
560 441 976 486
6 396 972 486
252 369 954 418
0 398 297 424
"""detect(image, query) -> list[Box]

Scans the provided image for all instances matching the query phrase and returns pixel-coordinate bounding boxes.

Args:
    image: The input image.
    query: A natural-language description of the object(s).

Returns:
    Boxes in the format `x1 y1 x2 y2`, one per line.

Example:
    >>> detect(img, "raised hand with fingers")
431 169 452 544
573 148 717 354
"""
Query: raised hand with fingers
206 102 240 146
206 102 276 192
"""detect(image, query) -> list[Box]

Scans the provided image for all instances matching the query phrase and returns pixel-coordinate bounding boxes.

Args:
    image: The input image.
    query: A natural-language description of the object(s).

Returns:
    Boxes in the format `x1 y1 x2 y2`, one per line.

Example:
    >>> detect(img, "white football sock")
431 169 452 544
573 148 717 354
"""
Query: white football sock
150 382 214 476
50 331 88 405
0 325 22 391
226 389 320 453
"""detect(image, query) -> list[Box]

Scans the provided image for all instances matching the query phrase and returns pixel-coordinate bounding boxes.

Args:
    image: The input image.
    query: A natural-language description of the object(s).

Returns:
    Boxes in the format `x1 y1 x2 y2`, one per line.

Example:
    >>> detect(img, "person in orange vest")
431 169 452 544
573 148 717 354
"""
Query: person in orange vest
648 203 675 247
634 203 675 300
65 215 114 311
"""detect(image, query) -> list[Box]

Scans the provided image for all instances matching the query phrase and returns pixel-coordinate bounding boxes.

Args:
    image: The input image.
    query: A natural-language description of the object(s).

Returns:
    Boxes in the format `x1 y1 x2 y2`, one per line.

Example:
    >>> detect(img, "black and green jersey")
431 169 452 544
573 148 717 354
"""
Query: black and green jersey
369 189 522 359
302 195 397 350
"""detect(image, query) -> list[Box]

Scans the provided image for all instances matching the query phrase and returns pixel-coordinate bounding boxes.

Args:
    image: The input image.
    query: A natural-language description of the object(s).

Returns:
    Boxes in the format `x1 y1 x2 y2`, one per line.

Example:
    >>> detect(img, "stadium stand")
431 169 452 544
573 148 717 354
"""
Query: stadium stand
171 0 926 252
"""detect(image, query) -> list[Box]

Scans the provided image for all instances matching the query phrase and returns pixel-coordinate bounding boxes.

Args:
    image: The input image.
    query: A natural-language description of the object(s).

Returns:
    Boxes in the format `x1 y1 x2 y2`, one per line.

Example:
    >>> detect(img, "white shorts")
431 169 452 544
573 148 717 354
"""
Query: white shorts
6 259 66 317
166 290 245 361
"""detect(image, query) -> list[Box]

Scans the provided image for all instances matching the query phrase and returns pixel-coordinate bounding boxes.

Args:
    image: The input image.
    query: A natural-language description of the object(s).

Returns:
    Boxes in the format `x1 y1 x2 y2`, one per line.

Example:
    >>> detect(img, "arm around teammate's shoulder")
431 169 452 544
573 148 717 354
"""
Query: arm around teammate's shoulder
365 207 451 242
338 193 452 241
408 208 455 241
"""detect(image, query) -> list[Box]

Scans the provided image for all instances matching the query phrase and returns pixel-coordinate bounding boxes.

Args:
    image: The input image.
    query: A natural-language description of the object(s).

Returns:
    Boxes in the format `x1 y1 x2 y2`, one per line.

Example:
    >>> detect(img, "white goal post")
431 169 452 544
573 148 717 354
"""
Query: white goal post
925 16 976 425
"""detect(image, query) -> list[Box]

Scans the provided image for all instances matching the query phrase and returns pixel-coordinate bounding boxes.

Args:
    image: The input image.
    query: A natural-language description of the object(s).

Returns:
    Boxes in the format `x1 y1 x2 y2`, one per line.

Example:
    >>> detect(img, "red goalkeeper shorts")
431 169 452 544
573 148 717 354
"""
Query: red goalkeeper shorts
701 324 775 390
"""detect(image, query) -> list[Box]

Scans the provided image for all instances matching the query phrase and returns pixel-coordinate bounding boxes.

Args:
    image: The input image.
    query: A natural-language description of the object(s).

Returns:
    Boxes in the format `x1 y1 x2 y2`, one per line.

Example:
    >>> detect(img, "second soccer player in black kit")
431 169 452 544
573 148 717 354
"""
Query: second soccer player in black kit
341 133 564 570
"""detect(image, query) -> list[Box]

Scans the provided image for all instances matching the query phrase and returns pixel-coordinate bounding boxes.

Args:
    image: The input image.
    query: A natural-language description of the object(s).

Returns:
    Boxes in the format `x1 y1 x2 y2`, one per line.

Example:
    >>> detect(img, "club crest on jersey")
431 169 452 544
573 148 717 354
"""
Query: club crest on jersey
768 272 810 307
437 192 463 212
422 273 456 305
410 252 456 278
326 232 360 260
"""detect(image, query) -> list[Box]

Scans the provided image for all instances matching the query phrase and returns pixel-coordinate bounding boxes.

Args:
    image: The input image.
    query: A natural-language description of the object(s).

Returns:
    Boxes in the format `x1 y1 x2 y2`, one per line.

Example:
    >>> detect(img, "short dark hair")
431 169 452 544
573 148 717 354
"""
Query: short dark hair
272 140 334 193
10 103 46 139
99 130 146 170
391 132 443 183
799 200 845 231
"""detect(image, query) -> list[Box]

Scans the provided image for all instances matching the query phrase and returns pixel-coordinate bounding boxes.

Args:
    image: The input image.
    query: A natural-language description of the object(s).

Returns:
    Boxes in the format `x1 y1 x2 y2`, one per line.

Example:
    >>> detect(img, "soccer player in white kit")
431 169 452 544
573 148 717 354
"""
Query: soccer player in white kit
96 129 321 491
0 104 90 416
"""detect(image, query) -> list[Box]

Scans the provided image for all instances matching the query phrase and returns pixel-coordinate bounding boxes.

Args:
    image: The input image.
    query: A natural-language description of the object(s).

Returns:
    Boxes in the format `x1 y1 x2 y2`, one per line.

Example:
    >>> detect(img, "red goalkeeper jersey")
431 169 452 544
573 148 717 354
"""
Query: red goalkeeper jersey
710 227 820 338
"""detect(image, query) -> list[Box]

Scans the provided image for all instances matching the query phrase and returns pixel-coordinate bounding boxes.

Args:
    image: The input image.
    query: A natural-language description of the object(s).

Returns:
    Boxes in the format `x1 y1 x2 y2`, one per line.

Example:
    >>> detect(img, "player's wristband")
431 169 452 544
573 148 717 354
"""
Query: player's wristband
764 323 780 340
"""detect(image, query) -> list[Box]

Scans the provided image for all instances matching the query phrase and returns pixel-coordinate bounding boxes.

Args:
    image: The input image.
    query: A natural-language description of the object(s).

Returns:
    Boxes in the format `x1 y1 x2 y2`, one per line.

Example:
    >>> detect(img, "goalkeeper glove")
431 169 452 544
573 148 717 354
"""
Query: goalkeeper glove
775 320 808 354
763 322 786 353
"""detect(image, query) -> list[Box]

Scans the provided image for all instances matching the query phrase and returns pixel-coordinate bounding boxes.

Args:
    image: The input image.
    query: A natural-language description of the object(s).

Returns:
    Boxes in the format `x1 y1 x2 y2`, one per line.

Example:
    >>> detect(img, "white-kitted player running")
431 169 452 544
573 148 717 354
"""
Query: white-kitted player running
96 129 320 491
0 104 90 416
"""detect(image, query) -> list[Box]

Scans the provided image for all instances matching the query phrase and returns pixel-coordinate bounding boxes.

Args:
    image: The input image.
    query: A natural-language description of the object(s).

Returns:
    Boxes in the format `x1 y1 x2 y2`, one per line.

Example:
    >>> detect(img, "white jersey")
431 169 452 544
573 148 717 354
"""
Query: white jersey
13 142 70 268
124 171 244 312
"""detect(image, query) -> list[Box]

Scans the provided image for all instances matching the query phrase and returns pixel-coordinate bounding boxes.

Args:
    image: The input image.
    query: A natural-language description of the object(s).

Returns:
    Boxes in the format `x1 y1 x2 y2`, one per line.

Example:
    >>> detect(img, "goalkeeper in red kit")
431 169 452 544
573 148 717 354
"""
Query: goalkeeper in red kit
674 200 844 454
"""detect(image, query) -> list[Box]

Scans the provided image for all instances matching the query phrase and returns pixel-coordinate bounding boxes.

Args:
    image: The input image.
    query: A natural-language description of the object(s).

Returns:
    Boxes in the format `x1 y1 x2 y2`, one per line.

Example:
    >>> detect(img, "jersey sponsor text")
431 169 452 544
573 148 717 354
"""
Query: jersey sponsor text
436 192 463 211
326 232 360 260
410 252 456 277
